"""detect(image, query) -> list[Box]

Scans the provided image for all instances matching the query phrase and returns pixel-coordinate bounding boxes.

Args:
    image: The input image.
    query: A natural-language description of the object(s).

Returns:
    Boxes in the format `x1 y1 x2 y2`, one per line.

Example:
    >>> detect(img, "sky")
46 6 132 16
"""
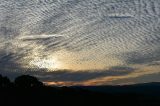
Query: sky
0 0 160 86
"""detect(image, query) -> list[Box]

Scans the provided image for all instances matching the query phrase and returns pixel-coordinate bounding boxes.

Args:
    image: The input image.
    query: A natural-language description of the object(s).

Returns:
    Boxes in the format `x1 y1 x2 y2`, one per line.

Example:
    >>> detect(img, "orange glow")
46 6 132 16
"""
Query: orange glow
43 81 78 86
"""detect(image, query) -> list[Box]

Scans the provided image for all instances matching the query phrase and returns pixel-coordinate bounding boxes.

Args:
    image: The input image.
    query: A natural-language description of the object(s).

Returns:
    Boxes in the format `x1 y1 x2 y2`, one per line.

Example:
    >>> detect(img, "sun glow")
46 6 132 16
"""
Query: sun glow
30 57 61 71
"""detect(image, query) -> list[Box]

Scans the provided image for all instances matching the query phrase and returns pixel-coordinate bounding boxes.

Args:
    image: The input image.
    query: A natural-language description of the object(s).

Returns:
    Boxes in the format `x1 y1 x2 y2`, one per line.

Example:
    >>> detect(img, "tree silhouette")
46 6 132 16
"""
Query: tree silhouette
0 74 11 87
14 75 43 88
0 74 2 86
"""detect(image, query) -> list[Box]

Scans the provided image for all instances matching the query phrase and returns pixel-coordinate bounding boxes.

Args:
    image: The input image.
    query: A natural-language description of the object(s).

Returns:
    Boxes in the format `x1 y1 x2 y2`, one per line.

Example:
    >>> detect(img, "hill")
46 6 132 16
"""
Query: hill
1 74 160 106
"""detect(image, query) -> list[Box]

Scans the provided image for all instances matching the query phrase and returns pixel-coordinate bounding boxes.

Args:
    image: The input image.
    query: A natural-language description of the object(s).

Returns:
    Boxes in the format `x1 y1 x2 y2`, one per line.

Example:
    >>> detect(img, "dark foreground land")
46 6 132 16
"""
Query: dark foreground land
1 74 160 106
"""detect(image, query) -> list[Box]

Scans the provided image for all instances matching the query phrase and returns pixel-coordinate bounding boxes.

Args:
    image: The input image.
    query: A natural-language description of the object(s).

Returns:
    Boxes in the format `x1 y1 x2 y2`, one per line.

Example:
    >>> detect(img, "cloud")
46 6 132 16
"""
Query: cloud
123 48 160 65
0 55 135 82
0 0 160 85
148 61 160 66
110 72 160 85
109 66 136 71
0 52 21 69
20 35 67 52
39 65 135 82
0 27 19 37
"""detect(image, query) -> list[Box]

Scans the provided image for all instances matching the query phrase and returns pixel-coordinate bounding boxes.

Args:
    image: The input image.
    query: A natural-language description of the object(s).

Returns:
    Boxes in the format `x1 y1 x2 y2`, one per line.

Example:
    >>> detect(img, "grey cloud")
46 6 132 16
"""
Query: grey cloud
123 49 160 65
109 72 160 85
147 61 160 66
32 66 135 82
0 52 22 70
0 26 19 38
109 66 136 71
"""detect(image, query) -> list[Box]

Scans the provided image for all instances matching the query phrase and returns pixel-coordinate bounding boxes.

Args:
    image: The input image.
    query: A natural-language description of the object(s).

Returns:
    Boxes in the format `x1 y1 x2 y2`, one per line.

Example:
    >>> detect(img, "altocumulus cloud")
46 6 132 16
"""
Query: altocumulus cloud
0 0 160 85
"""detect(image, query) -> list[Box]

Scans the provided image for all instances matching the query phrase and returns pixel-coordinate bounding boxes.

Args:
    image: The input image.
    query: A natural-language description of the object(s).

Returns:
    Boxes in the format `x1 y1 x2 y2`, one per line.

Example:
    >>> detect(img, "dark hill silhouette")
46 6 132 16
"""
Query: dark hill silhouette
0 74 160 106
78 82 160 95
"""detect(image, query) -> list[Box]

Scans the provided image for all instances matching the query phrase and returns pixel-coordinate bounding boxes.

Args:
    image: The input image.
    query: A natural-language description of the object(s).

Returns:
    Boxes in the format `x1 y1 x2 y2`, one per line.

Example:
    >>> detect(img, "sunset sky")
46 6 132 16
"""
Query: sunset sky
0 0 160 86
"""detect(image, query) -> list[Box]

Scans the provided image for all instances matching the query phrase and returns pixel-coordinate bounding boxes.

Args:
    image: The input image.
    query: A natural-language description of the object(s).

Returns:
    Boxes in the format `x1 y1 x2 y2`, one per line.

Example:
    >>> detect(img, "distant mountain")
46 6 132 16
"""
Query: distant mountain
73 82 160 95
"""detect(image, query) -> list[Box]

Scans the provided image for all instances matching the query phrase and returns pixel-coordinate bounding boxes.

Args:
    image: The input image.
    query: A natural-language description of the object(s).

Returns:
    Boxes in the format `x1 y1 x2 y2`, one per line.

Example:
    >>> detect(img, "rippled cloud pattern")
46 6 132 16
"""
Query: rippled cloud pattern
0 0 160 85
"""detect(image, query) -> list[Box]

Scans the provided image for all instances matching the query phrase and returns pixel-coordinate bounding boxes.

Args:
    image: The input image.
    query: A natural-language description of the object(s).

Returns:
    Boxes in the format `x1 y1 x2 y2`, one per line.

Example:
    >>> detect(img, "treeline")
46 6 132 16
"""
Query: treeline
0 74 43 88
0 74 106 105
